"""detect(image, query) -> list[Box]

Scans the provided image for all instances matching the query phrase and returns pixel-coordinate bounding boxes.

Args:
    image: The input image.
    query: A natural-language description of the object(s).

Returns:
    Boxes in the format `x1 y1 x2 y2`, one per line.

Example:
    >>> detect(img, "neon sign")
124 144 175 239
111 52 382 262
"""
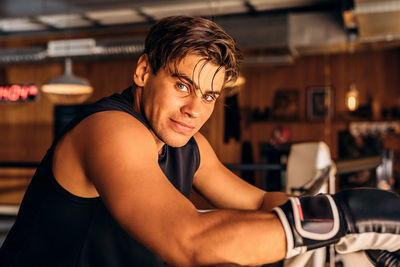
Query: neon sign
0 84 39 102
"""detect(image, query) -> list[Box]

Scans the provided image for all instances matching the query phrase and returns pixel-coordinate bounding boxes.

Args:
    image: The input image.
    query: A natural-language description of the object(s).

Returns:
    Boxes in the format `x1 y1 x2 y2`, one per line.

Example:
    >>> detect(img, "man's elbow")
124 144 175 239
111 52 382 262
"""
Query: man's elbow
158 216 205 266
160 232 201 267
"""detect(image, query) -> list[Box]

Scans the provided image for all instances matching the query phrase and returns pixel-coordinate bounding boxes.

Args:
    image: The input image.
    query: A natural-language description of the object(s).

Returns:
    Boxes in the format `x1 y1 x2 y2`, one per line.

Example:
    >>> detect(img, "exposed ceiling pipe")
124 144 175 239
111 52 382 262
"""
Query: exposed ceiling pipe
0 40 144 64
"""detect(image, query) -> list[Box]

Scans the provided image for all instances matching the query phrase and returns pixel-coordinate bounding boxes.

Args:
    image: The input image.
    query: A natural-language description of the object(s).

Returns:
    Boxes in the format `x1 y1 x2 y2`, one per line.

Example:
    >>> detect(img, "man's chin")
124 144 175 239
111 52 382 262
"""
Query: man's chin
163 135 192 148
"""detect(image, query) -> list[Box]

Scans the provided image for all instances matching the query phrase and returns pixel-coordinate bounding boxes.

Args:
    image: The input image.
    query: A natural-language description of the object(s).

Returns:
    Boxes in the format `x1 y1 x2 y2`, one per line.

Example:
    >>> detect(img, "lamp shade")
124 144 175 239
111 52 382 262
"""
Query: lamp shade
41 58 93 104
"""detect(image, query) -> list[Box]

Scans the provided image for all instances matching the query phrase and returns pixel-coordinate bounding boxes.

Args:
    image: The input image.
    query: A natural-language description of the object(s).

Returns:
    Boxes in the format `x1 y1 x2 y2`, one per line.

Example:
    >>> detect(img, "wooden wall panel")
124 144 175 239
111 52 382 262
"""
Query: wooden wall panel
381 50 400 110
74 58 137 102
206 49 400 164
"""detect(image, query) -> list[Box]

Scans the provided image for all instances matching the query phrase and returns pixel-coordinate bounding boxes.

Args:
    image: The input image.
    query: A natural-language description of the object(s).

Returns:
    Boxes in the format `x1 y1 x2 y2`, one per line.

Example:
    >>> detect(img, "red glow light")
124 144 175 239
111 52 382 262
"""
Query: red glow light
0 84 39 102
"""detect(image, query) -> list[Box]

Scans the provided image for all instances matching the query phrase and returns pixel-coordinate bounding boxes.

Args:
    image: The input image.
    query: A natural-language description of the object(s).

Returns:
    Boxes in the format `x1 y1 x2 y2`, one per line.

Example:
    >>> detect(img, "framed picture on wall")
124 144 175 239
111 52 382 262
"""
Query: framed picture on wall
272 89 299 120
306 86 334 121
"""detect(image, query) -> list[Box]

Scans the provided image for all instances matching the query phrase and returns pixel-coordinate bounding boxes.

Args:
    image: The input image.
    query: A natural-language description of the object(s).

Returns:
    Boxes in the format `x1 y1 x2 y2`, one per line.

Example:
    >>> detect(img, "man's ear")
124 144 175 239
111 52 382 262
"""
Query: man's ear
133 54 151 87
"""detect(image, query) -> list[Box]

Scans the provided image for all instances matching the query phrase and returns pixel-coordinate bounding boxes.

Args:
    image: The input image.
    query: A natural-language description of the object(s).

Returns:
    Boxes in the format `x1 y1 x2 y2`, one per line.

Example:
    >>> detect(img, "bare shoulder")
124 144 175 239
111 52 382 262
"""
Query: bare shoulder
76 111 155 147
74 111 160 172
193 132 219 165
71 111 159 166
53 110 158 197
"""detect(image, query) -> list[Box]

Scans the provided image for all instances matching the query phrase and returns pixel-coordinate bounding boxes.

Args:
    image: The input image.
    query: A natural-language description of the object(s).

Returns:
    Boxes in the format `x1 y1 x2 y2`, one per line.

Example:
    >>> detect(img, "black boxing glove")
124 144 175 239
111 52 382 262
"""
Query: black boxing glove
273 188 400 258
366 250 400 267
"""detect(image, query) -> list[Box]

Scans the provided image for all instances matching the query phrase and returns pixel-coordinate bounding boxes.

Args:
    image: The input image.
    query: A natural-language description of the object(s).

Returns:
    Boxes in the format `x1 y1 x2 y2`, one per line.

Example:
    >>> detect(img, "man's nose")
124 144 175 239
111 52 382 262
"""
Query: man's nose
181 95 202 118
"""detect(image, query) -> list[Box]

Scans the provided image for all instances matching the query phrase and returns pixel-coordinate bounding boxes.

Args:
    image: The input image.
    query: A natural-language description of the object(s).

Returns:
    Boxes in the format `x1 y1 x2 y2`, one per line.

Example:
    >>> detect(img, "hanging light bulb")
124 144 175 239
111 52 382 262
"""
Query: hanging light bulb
41 58 93 105
346 83 359 112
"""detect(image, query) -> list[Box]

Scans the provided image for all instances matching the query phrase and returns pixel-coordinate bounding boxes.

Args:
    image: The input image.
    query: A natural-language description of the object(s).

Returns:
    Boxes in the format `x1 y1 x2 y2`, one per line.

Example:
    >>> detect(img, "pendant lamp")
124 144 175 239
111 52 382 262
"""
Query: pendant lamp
41 58 93 104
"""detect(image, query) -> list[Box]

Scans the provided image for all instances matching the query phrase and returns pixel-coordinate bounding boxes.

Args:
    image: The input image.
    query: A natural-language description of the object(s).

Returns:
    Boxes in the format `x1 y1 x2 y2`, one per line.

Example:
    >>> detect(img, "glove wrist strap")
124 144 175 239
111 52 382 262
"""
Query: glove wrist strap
274 195 342 258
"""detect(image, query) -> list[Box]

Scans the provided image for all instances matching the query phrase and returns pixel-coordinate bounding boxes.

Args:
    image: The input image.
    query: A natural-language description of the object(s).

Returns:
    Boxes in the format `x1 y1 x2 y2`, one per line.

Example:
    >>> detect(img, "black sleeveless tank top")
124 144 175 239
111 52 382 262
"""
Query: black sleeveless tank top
0 87 200 267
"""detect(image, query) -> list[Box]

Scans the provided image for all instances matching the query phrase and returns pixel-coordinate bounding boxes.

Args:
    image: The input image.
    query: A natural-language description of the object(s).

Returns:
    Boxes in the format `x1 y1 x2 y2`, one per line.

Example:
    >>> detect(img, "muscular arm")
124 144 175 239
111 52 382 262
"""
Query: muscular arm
74 112 286 266
193 133 288 212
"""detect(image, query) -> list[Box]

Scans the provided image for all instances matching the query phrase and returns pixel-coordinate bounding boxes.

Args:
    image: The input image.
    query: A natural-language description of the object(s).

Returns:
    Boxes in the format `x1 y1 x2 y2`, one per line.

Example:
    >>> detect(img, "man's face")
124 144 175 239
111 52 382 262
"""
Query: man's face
141 55 225 147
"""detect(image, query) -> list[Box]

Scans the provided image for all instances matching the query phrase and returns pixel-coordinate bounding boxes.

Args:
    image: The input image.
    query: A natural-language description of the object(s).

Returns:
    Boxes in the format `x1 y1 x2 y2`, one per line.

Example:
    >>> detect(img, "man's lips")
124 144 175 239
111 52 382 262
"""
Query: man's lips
170 119 195 134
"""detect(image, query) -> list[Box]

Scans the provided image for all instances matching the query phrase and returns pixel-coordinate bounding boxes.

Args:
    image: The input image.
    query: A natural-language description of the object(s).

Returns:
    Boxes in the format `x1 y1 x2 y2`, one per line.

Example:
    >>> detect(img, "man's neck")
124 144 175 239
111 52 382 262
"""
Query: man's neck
131 85 142 115
131 85 165 155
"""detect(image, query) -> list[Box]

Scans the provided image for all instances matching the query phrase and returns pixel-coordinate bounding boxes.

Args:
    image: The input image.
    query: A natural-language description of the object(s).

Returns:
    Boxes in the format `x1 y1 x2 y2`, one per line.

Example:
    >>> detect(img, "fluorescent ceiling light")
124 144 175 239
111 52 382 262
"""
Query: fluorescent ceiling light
37 14 93 29
0 18 48 32
141 0 247 19
85 9 147 25
249 0 328 11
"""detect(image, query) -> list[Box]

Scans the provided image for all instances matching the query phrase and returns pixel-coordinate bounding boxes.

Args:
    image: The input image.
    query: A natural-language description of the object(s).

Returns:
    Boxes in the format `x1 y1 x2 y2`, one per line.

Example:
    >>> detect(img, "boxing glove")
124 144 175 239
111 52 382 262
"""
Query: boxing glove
273 188 400 258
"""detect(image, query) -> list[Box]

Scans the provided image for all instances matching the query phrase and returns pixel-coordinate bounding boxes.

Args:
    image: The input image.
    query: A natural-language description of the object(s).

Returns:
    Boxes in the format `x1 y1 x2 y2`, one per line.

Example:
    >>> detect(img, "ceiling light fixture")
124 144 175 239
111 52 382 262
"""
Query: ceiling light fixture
85 9 147 25
41 58 93 105
37 14 92 29
141 0 246 19
0 18 48 32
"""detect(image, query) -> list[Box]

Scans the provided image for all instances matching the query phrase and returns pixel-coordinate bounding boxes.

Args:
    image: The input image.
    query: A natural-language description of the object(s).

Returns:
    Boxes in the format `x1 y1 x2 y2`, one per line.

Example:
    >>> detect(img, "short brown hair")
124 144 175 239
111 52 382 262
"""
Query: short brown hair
144 16 241 88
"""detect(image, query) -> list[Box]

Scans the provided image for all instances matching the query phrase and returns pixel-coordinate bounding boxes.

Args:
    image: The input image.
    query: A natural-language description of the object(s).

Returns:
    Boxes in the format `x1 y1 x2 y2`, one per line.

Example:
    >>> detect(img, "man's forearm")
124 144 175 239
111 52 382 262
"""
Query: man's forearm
259 191 289 212
190 209 286 266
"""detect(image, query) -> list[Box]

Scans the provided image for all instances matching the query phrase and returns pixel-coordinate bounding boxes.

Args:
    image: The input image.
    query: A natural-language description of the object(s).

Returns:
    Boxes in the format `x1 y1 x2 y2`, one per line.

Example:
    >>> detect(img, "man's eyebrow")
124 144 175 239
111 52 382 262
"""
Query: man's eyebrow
171 73 199 89
205 90 221 96
171 73 221 96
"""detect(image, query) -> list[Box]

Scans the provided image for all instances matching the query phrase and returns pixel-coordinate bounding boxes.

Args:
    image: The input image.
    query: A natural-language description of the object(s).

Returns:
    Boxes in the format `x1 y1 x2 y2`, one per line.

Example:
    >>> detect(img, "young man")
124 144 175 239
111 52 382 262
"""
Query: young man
1 16 399 267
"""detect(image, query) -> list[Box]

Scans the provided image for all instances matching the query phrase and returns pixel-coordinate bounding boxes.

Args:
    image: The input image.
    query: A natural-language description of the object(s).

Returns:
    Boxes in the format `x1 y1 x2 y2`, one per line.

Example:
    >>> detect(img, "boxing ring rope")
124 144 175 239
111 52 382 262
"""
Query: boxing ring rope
226 156 381 174
0 162 39 218
226 163 282 171
0 162 39 246
335 156 382 175
0 162 40 169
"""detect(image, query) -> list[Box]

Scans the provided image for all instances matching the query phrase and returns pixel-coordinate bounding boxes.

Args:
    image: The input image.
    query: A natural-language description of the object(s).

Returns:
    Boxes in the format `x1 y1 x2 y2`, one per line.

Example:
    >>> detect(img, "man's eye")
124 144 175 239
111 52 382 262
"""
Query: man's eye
176 83 188 92
203 94 216 102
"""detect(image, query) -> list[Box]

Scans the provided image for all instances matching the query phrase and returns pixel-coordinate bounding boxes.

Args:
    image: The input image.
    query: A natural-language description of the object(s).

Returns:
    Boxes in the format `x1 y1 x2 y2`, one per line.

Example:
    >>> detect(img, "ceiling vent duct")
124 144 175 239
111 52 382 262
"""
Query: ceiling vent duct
0 48 46 63
344 0 400 42
217 14 288 50
216 12 347 61
216 14 293 64
289 12 347 55
0 38 145 64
